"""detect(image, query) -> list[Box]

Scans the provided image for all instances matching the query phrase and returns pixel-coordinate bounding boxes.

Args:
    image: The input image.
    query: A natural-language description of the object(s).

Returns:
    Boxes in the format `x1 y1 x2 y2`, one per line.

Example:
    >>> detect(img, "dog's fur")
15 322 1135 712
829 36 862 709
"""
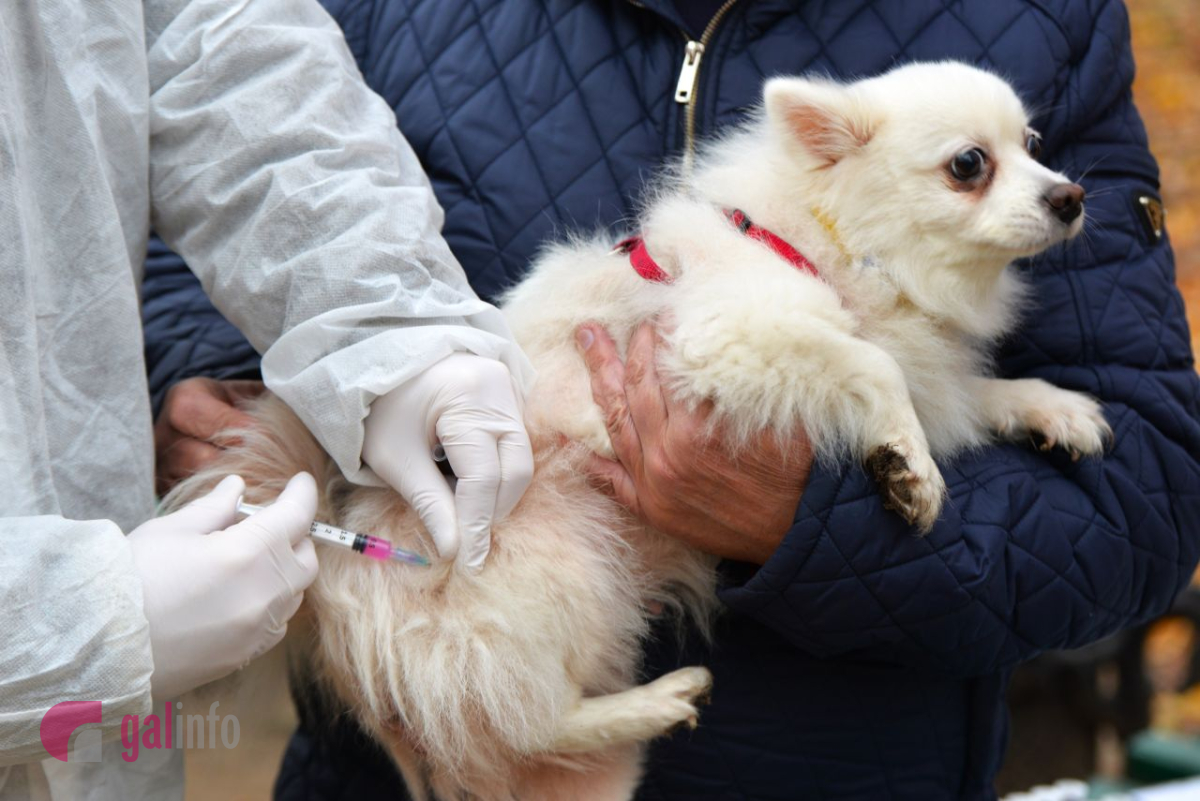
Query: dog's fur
166 62 1110 800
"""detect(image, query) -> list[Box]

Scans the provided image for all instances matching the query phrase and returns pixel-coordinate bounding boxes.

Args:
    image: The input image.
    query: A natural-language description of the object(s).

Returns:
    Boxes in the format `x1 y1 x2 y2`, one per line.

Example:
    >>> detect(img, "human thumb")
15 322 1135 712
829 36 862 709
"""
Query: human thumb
261 472 320 547
170 474 246 534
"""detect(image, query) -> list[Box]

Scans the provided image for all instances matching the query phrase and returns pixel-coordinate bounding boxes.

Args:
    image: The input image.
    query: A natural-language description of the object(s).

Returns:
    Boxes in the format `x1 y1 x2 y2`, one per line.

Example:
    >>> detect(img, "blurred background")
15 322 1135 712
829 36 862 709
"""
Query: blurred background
185 2 1200 798
998 0 1200 796
1129 0 1199 354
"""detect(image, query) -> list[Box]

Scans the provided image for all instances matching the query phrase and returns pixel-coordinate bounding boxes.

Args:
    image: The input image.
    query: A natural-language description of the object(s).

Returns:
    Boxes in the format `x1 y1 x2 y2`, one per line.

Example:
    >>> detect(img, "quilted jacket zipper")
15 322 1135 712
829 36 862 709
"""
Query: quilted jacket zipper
674 0 741 158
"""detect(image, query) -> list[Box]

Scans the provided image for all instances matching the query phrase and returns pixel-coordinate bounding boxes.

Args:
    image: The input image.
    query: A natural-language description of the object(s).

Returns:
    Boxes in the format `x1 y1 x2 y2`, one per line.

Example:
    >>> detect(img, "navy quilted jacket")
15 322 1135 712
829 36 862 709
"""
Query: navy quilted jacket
141 1 1200 798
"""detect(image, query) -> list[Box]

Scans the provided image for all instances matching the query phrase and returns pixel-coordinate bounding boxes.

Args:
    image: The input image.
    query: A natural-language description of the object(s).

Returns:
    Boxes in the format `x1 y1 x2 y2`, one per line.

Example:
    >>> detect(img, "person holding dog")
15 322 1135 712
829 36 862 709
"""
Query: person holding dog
0 0 535 798
146 0 1200 798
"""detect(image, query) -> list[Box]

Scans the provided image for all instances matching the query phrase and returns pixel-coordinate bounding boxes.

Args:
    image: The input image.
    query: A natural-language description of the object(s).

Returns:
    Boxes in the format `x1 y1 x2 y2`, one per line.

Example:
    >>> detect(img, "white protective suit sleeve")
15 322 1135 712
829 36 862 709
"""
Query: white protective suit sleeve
142 0 535 485
0 0 159 775
0 519 152 766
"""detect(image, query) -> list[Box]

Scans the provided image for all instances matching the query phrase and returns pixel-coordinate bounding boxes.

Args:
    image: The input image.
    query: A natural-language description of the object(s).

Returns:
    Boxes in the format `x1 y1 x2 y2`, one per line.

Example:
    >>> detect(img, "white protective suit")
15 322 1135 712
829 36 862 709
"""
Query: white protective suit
0 0 532 797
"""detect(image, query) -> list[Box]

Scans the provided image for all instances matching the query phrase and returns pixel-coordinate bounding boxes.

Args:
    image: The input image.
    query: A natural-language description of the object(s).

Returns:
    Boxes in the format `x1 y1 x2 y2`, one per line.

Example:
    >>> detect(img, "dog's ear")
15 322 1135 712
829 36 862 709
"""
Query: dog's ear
764 77 875 166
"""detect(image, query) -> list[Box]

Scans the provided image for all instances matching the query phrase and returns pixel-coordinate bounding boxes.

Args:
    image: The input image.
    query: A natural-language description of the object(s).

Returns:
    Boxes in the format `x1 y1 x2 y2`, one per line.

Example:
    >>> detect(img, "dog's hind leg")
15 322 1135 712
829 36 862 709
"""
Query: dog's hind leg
514 745 645 801
548 666 712 754
373 728 432 801
372 672 702 801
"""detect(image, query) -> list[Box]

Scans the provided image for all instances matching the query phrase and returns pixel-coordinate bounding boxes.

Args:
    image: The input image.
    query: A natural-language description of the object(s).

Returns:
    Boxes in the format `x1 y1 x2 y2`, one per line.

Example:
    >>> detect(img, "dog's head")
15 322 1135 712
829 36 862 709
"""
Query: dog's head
763 62 1083 263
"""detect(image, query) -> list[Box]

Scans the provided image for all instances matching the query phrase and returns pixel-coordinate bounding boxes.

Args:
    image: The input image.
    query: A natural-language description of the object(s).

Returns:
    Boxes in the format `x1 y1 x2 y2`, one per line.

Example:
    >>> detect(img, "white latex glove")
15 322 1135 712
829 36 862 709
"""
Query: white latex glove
128 473 319 701
362 353 533 571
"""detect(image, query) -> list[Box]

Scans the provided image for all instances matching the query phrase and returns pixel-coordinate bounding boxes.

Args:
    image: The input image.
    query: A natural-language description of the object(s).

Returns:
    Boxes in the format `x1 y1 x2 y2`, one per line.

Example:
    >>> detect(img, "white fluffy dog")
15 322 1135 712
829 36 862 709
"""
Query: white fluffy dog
167 61 1109 800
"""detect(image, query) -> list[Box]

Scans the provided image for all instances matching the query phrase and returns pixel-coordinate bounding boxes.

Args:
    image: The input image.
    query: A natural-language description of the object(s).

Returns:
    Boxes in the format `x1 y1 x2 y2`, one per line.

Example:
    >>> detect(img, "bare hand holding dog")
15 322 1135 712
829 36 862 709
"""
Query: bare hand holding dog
577 322 811 565
154 377 266 494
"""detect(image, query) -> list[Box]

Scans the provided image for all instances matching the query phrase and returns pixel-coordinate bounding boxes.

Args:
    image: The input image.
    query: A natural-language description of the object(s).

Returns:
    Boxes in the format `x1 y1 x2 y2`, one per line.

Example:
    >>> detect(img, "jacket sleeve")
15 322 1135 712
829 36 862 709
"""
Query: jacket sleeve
719 1 1200 676
142 235 261 418
141 0 534 484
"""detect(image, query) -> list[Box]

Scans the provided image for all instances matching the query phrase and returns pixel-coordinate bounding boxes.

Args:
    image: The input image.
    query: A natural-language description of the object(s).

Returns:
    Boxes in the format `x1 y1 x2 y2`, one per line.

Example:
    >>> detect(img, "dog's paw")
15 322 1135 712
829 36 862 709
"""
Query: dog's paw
866 439 946 535
638 666 713 734
1024 389 1111 461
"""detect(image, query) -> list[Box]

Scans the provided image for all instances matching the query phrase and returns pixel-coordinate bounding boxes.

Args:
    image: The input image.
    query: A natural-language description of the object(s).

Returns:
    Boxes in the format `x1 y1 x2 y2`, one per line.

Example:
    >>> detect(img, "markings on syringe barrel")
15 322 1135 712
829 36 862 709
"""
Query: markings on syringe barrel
311 522 356 547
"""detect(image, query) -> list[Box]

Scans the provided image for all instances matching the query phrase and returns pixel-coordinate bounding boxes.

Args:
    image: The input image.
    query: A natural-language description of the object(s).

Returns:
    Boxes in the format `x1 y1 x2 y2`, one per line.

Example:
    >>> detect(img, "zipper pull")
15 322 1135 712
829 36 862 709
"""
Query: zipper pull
674 40 704 104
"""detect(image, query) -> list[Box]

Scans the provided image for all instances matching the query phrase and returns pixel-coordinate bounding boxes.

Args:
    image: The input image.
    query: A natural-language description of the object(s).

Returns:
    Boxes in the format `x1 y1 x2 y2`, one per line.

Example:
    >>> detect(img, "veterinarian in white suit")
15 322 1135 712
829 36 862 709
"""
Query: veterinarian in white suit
0 0 533 798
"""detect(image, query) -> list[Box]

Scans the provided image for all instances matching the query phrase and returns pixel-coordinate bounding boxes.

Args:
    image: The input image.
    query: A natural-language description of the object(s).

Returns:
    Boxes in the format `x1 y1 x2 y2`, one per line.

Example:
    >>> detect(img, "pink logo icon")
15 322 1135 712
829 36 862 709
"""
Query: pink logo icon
40 701 102 762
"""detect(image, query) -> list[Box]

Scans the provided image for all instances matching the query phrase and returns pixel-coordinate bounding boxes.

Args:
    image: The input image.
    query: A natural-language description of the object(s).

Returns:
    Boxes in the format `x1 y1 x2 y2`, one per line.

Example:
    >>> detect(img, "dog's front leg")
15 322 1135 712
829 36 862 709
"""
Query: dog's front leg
664 268 947 532
969 376 1111 459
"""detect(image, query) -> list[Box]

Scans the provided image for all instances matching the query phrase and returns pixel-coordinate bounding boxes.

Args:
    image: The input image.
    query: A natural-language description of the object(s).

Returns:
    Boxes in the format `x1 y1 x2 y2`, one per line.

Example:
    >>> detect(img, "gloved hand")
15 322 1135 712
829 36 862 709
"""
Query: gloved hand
362 353 533 571
128 473 319 701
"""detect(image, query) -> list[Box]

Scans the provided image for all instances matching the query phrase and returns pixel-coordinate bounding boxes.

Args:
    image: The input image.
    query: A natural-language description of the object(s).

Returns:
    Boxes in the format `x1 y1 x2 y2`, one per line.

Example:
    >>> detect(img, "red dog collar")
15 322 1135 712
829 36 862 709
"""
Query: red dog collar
612 208 818 284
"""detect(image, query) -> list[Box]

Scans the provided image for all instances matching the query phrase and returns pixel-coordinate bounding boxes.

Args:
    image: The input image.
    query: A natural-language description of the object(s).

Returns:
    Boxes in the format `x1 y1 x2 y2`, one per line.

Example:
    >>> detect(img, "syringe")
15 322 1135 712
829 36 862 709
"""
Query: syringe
236 499 430 567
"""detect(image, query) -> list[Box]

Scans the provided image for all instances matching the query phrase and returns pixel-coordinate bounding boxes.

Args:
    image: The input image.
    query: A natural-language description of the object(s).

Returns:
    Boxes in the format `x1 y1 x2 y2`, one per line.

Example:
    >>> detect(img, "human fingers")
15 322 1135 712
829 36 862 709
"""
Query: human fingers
291 538 319 586
159 436 222 481
218 379 268 404
441 426 501 571
582 454 641 517
622 323 669 446
494 428 535 522
227 472 317 548
576 323 644 475
172 474 246 533
390 455 459 560
163 377 257 442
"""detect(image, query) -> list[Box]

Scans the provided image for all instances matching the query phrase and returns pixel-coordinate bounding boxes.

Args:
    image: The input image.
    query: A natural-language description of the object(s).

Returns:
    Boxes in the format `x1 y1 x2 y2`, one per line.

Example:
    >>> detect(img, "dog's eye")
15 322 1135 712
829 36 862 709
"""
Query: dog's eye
1025 133 1043 160
950 148 986 181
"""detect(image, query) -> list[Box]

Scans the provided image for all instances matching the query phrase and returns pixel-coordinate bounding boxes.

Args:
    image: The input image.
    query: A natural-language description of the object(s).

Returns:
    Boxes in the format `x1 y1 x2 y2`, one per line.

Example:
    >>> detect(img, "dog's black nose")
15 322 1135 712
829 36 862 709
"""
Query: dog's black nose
1044 182 1085 224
